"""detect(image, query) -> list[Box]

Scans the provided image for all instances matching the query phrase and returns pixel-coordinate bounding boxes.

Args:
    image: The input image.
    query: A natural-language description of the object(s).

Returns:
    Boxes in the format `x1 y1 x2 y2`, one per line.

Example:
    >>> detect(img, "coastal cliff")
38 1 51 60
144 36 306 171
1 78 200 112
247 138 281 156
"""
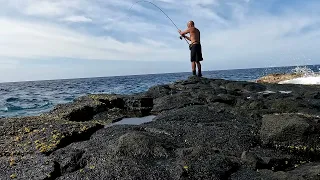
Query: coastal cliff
1 76 320 180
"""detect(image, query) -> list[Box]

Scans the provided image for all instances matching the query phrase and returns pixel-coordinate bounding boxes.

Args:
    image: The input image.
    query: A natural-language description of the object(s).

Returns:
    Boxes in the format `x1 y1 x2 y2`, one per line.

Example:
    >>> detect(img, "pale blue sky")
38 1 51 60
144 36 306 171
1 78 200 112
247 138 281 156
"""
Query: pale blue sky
0 0 319 82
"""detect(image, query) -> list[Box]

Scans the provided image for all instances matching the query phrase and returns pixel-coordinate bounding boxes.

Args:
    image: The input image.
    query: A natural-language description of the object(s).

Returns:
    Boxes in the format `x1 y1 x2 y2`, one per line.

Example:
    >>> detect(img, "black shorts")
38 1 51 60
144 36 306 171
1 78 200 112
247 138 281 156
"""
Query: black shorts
190 44 203 62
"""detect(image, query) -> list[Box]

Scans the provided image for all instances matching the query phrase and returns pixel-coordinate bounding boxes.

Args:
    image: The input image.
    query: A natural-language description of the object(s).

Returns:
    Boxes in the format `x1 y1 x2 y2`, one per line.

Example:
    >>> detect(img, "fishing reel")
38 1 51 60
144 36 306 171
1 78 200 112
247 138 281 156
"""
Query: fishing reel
179 36 192 49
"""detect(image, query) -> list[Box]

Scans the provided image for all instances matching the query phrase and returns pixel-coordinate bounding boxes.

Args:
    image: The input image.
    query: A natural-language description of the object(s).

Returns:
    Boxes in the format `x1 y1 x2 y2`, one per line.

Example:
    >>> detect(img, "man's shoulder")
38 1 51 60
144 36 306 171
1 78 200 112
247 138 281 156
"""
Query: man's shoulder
192 27 200 32
190 27 198 31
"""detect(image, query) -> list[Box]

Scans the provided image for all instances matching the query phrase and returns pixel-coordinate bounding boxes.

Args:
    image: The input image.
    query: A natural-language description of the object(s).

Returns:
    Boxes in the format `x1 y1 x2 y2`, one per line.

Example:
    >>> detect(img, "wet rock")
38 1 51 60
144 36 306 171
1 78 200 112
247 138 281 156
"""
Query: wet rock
44 94 154 123
241 147 309 172
231 162 320 180
247 100 266 110
115 131 172 159
123 96 154 116
153 105 252 124
44 95 109 122
230 168 288 180
145 84 176 98
53 126 179 179
53 125 242 180
151 92 203 113
0 116 103 156
260 114 310 145
304 91 320 100
92 108 126 123
175 146 241 180
51 148 86 175
0 155 56 180
143 114 259 157
241 151 259 168
260 113 320 162
270 99 303 113
244 83 267 92
216 93 237 105
289 162 320 179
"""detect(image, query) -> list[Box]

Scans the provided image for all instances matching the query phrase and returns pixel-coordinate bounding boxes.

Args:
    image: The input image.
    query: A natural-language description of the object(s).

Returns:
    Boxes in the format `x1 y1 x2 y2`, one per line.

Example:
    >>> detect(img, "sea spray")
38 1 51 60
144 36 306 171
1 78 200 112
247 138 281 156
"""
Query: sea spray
279 66 320 85
291 66 316 77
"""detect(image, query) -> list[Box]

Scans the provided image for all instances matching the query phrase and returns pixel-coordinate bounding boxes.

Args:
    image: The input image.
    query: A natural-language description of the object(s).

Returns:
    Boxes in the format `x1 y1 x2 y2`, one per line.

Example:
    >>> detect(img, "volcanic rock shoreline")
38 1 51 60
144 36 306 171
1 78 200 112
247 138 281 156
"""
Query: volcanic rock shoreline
1 76 320 180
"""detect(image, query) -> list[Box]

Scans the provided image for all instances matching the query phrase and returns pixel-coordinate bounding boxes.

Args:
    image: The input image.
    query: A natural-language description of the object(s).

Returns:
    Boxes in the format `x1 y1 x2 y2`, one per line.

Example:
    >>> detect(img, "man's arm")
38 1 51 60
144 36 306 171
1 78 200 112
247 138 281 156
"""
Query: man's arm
182 35 191 41
178 28 190 36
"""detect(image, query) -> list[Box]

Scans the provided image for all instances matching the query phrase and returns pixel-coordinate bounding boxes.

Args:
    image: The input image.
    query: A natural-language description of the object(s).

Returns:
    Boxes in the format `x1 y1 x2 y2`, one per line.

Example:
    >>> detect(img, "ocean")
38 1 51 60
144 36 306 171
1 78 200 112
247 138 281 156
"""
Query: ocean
1 64 319 118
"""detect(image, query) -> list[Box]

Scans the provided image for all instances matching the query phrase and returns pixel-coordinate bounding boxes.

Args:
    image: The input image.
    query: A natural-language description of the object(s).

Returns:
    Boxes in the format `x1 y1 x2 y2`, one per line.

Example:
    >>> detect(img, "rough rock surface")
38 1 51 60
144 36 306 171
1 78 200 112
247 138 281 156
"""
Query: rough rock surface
1 76 320 179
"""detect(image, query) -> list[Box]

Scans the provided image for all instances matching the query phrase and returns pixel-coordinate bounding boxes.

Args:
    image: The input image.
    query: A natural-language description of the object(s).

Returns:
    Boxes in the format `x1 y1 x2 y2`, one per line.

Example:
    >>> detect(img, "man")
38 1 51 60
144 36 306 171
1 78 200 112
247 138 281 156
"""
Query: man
179 20 203 77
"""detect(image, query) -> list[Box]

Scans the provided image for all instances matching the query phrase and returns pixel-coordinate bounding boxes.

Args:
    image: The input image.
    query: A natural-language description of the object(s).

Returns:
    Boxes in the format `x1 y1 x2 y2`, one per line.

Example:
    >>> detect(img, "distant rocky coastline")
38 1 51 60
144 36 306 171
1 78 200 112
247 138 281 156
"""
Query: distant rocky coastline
256 73 305 83
1 76 320 179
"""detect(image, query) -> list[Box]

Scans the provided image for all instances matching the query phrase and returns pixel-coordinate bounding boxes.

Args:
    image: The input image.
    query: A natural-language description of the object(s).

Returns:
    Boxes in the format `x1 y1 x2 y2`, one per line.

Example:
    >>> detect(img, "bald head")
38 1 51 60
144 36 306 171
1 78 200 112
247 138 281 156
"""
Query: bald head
187 21 194 28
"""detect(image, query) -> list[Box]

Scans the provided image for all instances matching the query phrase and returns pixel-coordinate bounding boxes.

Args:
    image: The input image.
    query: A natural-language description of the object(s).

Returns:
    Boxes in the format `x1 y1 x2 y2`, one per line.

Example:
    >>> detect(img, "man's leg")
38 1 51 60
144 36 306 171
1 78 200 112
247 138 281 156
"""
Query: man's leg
196 62 202 77
192 61 196 75
196 44 203 77
190 45 197 76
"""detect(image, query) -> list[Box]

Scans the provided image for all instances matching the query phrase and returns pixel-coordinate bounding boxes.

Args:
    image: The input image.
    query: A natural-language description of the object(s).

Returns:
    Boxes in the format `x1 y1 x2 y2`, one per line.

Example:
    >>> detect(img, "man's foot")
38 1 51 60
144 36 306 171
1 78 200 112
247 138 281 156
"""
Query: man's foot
192 70 196 76
198 72 202 77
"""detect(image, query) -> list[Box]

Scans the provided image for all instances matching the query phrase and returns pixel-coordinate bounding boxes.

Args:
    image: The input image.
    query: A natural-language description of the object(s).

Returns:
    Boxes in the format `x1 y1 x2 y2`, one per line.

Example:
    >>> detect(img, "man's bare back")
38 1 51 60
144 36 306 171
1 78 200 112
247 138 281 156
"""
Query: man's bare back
188 27 200 44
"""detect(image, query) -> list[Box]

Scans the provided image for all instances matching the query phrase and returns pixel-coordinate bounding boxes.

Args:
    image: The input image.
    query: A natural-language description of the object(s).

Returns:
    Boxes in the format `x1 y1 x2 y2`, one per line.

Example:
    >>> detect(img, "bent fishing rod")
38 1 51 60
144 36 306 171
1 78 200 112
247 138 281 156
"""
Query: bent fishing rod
127 0 190 45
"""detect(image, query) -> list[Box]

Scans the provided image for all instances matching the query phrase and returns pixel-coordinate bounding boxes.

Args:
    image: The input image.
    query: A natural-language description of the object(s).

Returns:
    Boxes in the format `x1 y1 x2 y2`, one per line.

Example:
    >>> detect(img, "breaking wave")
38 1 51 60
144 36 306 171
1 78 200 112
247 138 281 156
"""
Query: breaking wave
279 66 320 85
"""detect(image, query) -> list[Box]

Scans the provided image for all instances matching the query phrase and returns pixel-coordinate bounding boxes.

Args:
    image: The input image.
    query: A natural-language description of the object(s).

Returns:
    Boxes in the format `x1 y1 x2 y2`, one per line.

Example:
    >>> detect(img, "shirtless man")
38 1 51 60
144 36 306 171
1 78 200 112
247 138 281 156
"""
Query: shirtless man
179 20 203 77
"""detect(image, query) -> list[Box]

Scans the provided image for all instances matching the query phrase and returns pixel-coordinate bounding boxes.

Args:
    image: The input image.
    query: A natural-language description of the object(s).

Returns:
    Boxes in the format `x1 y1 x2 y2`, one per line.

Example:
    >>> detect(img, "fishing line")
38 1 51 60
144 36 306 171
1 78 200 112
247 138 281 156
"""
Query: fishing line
126 0 190 45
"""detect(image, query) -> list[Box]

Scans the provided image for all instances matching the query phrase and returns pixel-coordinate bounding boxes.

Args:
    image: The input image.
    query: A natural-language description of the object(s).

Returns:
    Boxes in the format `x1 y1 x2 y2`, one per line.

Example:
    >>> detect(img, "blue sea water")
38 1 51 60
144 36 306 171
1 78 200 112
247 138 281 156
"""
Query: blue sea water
1 65 319 118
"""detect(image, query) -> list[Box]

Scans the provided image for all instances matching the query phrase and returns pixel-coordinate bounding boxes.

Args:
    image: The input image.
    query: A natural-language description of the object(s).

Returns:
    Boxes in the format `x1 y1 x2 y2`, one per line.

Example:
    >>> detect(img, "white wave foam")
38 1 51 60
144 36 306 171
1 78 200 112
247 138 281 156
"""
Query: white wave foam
279 76 320 85
277 66 320 85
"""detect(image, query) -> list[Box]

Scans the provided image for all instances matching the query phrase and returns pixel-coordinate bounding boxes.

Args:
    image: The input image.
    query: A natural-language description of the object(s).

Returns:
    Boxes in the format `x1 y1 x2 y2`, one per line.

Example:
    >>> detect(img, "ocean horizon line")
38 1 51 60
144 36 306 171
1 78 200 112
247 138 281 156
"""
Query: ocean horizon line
1 63 319 84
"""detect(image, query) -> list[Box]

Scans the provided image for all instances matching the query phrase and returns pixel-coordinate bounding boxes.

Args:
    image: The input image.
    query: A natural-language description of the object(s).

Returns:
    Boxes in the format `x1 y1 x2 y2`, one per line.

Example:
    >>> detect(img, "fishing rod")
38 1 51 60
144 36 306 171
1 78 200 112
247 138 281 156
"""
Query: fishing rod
127 0 190 45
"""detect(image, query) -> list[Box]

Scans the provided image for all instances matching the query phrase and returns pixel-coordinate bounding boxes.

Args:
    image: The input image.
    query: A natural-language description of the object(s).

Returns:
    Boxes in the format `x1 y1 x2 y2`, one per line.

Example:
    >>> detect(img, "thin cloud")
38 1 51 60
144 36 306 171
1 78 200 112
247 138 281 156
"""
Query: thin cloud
62 16 93 23
0 17 186 61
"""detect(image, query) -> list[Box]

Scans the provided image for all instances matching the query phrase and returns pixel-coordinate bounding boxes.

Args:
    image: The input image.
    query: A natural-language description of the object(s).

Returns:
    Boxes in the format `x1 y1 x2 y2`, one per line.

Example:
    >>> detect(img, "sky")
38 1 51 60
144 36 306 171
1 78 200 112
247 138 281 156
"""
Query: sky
0 0 320 82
